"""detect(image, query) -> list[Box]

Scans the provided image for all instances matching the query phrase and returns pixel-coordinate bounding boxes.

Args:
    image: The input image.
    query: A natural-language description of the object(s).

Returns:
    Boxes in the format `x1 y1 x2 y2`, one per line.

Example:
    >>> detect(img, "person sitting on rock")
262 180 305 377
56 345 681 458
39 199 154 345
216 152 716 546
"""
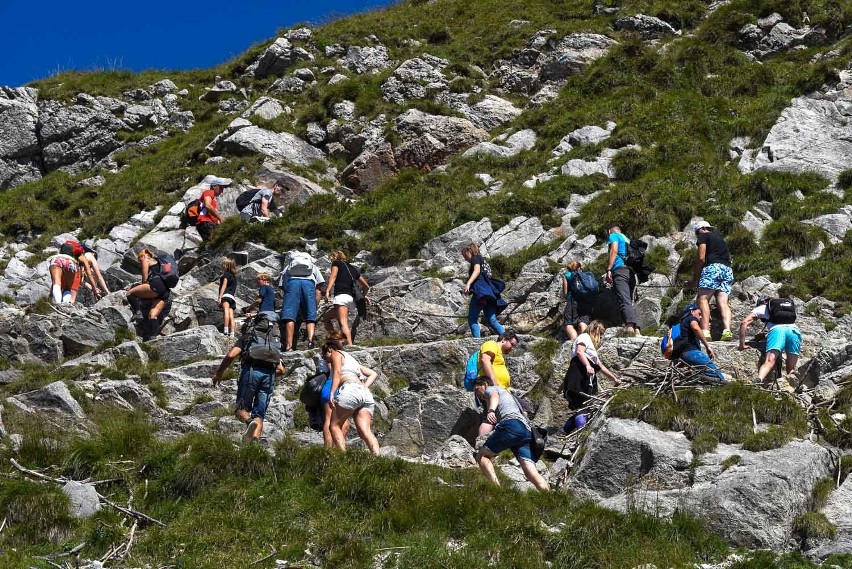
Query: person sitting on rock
126 249 171 340
239 181 282 222
212 317 285 444
216 258 238 337
477 330 519 436
563 320 623 418
278 251 325 351
47 249 81 304
561 260 592 341
462 243 506 338
243 272 277 324
322 332 380 455
472 377 549 491
685 221 734 341
738 296 801 392
196 177 230 241
677 303 726 381
322 250 370 346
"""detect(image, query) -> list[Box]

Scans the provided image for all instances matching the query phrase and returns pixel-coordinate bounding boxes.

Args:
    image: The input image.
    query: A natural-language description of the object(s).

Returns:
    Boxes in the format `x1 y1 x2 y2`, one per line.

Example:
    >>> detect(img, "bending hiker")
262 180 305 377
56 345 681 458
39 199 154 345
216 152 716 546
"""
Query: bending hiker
243 272 277 323
604 226 640 336
196 176 230 241
685 221 733 341
278 251 325 350
563 320 622 414
738 296 801 392
323 332 380 455
217 258 238 337
322 250 370 346
472 378 549 491
318 332 352 448
677 303 726 381
477 330 519 436
238 181 282 222
62 240 109 300
212 315 285 444
462 243 506 338
126 249 175 340
47 250 80 304
561 260 594 341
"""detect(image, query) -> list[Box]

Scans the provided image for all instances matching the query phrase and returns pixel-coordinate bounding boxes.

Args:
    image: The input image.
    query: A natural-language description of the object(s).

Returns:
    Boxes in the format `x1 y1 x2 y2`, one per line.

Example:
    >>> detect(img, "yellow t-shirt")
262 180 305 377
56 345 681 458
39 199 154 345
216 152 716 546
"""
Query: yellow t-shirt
478 340 510 389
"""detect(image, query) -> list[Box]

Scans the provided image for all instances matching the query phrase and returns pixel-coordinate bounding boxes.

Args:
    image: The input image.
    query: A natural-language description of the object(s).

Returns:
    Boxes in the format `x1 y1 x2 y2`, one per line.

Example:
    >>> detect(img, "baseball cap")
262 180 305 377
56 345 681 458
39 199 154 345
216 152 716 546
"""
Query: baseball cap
209 176 232 187
683 303 700 313
755 294 770 306
693 220 713 232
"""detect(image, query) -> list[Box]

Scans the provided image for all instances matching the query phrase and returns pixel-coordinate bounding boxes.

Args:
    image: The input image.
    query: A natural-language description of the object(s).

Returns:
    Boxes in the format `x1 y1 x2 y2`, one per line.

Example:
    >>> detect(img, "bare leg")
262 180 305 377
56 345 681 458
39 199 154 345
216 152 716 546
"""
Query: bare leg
330 406 353 451
353 409 380 455
578 322 588 335
478 422 494 437
785 354 799 374
564 324 578 341
127 284 159 299
49 266 63 303
306 321 316 344
520 460 549 491
148 299 167 320
337 305 352 345
717 291 732 332
322 309 337 334
757 351 778 382
322 401 334 448
697 292 712 333
285 321 295 350
476 449 500 486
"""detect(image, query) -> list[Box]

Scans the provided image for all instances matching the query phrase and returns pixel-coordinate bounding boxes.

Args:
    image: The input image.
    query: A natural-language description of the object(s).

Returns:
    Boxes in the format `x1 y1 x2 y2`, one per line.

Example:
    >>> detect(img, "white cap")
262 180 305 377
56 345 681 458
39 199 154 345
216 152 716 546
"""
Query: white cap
693 220 713 232
209 176 232 187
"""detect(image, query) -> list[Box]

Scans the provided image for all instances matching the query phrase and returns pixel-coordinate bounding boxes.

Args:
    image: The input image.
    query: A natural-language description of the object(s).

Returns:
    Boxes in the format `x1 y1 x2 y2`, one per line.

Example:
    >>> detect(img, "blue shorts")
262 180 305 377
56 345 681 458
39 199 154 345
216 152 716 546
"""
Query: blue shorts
482 419 534 463
766 325 801 355
235 365 275 420
281 278 317 322
698 263 734 294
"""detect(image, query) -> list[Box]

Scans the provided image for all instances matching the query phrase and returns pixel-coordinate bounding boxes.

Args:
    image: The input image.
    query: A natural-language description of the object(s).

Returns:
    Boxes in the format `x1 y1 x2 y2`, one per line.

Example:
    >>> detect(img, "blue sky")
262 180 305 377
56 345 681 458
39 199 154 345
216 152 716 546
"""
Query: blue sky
0 0 396 87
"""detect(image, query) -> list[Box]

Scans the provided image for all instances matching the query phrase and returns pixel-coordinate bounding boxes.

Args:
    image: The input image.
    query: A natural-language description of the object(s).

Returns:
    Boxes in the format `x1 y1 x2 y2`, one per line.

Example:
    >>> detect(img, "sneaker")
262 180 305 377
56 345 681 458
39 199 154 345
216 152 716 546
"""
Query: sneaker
703 329 712 340
130 310 144 323
307 339 316 349
242 420 259 444
720 329 733 341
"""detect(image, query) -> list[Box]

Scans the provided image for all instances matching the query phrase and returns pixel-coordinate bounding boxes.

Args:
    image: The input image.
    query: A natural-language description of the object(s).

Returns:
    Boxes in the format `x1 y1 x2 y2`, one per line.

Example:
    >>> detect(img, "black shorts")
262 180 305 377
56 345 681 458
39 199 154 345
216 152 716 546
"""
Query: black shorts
197 221 217 241
221 296 236 309
563 298 592 327
148 275 171 301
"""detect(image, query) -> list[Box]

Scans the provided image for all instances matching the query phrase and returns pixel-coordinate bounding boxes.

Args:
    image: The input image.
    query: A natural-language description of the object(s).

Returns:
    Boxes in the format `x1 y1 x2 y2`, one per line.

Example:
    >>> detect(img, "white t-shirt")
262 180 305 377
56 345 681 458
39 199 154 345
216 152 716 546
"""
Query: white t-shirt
572 333 599 365
750 305 775 330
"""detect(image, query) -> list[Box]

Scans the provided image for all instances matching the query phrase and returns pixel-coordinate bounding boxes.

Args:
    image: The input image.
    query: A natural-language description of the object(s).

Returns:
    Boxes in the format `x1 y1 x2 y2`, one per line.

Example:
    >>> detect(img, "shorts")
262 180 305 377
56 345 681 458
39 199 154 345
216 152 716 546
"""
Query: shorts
766 325 802 355
482 419 534 463
334 379 375 415
49 255 81 292
563 297 592 327
235 365 275 420
281 278 317 322
221 294 236 309
332 293 356 312
148 274 171 301
196 221 217 241
698 263 734 295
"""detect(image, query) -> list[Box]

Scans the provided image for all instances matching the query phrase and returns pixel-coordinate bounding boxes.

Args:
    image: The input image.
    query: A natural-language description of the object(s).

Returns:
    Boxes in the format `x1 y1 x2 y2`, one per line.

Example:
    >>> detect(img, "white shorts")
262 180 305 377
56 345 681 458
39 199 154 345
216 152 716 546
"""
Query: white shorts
332 293 356 312
335 379 374 415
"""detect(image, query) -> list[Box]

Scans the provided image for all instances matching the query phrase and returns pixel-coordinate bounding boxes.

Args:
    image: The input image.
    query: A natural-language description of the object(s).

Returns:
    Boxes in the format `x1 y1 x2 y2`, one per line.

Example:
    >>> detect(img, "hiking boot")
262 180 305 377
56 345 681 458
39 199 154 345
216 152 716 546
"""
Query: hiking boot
130 310 144 323
702 329 712 340
242 419 260 444
307 339 316 349
720 329 733 341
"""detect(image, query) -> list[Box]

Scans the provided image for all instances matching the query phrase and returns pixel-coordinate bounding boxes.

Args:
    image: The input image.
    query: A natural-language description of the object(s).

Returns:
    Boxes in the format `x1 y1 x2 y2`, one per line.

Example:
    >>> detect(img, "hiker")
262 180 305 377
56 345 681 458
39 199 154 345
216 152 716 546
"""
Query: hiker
47 250 80 304
238 181 282 222
196 176 230 241
561 260 594 341
216 258 238 337
212 315 285 444
472 378 549 491
685 221 734 341
604 226 640 336
563 320 622 413
278 251 325 350
477 330 519 436
462 243 506 338
676 303 726 380
322 250 370 346
62 240 109 301
243 272 277 324
738 296 801 391
323 332 380 455
126 249 176 341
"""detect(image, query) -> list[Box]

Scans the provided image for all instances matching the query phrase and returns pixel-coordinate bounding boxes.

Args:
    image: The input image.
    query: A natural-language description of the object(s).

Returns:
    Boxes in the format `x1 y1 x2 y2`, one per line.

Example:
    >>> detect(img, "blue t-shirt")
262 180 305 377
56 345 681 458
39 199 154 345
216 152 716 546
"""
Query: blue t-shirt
608 232 629 270
258 284 276 313
563 270 574 299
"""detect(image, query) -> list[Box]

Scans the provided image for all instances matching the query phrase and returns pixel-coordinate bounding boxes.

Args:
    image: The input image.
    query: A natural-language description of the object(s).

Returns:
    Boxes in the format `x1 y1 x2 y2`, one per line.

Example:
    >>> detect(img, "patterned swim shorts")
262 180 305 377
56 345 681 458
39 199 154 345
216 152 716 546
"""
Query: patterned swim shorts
698 263 734 294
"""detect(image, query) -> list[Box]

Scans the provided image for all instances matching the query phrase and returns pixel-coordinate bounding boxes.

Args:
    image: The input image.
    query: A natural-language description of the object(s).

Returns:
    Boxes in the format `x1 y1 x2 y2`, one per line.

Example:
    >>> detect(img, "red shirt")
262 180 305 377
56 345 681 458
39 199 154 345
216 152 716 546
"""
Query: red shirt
197 189 219 224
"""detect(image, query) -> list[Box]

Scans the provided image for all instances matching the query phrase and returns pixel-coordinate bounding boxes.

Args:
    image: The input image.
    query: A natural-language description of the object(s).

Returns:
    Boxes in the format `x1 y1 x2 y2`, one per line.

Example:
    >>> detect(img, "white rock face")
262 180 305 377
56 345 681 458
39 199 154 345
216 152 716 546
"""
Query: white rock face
464 129 537 158
218 126 327 167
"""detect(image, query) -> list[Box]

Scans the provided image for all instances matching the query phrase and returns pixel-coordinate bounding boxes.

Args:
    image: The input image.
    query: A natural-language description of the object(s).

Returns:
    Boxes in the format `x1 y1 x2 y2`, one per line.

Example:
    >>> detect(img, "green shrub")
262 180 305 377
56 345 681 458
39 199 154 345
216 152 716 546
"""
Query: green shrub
793 512 837 541
762 221 825 259
0 480 75 545
838 169 852 190
812 477 836 510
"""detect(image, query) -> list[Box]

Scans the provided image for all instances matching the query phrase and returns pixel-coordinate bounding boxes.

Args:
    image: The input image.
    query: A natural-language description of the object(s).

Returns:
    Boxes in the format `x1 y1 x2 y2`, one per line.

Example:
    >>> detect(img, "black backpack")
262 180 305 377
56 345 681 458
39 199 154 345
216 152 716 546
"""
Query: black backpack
621 239 654 283
300 372 328 409
241 314 282 365
765 298 797 324
235 188 262 212
156 253 180 288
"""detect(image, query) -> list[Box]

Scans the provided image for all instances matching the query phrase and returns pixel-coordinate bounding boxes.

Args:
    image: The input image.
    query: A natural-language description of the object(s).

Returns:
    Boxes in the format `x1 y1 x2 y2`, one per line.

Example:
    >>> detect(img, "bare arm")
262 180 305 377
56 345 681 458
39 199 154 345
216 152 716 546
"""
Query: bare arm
561 274 568 299
328 351 344 408
141 257 150 284
212 345 241 386
217 278 227 304
358 276 371 304
690 243 707 287
605 241 618 283
739 312 757 350
690 319 714 358
485 390 500 424
360 365 378 389
260 196 270 217
325 266 339 301
464 263 481 294
203 195 223 222
575 343 595 377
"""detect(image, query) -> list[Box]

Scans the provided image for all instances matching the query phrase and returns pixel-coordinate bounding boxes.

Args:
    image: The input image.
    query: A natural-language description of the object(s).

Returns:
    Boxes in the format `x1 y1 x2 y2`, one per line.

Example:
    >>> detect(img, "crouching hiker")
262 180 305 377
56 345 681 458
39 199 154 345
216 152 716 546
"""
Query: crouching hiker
212 314 285 444
472 377 549 491
677 303 726 381
127 249 179 340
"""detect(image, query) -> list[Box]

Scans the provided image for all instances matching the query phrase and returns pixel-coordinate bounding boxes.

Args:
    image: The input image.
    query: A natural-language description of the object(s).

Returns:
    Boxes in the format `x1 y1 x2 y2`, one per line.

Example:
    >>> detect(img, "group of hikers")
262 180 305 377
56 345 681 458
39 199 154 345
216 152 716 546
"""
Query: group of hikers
43 174 804 491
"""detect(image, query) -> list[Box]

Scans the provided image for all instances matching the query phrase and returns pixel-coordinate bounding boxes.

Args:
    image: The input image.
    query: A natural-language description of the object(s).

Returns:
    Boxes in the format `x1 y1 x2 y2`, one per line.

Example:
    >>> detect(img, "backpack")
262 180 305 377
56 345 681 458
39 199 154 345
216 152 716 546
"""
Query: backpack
569 271 600 299
765 298 797 325
463 350 481 392
299 371 328 409
287 251 315 278
235 188 262 212
620 238 654 283
180 199 201 228
156 253 180 288
660 323 686 360
241 314 282 365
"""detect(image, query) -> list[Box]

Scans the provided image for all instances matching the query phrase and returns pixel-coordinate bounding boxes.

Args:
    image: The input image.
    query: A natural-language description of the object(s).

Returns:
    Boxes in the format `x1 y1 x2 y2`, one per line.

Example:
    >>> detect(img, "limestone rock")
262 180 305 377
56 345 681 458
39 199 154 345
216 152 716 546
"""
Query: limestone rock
62 481 101 518
464 129 536 158
241 97 285 121
538 33 618 81
8 381 86 419
614 14 679 40
245 38 314 79
419 218 494 268
148 326 229 366
339 45 393 74
217 126 327 168
0 87 42 189
394 109 489 170
485 216 556 257
381 55 449 104
342 143 399 192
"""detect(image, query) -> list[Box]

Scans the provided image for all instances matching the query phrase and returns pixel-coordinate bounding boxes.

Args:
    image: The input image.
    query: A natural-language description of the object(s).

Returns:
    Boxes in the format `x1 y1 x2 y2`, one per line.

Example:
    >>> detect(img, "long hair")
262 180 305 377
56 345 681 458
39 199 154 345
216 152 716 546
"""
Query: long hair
587 320 605 347
222 258 237 275
322 331 346 358
329 250 347 262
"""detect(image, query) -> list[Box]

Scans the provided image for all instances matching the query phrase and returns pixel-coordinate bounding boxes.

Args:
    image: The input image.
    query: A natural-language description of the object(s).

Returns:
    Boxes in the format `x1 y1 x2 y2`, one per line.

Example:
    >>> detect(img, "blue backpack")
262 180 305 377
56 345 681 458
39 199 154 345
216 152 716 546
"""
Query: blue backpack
569 271 600 299
660 323 685 360
463 351 480 391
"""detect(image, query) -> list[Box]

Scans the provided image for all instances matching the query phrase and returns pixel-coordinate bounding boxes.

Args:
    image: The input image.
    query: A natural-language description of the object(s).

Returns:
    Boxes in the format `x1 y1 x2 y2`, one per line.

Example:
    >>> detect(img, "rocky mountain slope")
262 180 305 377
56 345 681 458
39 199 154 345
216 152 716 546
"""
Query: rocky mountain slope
1 0 852 566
